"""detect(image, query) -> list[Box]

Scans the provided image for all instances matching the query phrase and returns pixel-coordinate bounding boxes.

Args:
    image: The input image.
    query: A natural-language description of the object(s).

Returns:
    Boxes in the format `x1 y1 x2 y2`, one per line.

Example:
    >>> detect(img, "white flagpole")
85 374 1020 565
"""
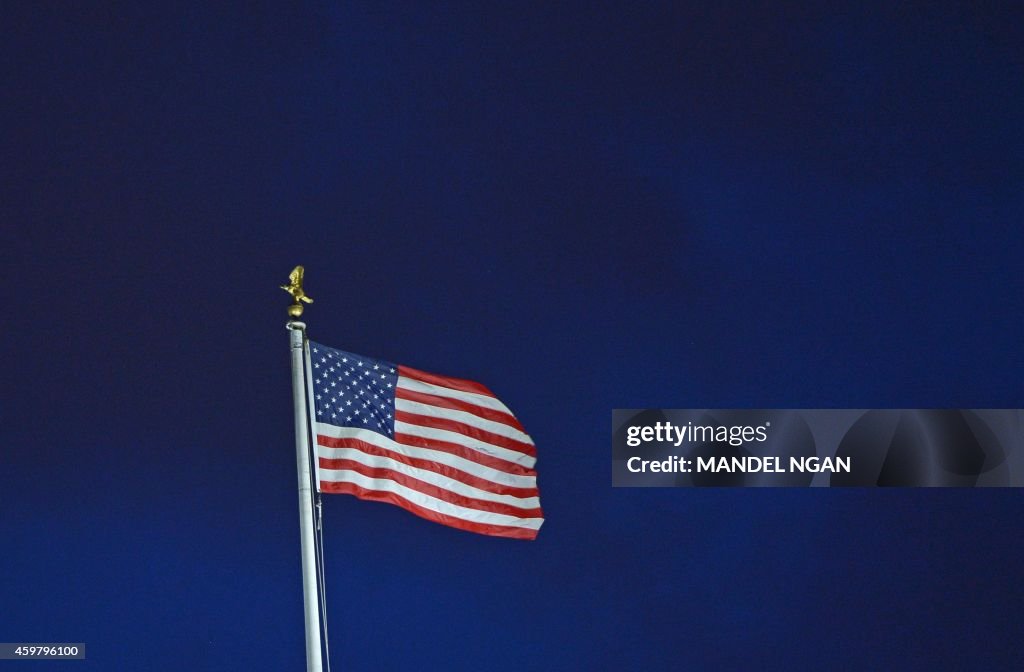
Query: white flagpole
287 318 323 672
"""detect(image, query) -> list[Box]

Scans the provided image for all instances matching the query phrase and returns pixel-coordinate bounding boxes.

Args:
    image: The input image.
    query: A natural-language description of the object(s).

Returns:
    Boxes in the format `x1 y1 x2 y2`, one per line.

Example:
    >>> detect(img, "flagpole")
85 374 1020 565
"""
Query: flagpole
283 267 323 672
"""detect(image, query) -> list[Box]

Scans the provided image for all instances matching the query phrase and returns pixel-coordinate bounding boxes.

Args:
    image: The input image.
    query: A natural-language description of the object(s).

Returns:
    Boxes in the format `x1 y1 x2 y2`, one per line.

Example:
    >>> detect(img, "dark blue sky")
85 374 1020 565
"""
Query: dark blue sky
3 2 1023 670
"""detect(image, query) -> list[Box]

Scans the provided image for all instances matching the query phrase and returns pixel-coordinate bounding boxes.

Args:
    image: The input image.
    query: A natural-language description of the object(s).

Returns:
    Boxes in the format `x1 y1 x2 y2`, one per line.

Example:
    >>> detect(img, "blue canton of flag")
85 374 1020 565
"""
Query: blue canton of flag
310 344 398 438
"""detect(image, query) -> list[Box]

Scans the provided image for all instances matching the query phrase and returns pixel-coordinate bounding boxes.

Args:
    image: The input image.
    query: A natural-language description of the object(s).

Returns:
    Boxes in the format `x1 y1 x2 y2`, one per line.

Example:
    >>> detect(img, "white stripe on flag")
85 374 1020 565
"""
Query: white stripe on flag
316 425 537 489
397 376 515 415
395 398 534 445
320 447 541 509
322 469 544 530
394 421 536 468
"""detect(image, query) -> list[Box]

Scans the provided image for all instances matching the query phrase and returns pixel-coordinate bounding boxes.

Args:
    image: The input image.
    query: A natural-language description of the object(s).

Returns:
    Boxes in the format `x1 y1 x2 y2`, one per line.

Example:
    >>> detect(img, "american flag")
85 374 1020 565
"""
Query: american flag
307 341 544 540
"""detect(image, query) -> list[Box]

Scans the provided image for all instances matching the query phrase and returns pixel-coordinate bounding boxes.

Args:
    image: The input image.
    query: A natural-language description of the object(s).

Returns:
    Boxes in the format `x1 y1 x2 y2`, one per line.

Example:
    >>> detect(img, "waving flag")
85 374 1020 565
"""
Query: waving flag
307 341 543 540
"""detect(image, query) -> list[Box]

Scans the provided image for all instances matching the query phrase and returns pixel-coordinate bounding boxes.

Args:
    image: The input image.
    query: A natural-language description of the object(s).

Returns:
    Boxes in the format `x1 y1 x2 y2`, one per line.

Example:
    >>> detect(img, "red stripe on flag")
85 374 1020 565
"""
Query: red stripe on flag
389 432 536 475
316 436 538 497
398 365 495 396
395 386 526 432
320 481 540 540
318 459 543 518
395 410 537 458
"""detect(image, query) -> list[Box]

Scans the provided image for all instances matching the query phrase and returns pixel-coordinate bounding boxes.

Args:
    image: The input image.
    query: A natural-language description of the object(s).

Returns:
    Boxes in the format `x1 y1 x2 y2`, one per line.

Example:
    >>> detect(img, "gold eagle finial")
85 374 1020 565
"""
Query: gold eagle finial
282 265 313 318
